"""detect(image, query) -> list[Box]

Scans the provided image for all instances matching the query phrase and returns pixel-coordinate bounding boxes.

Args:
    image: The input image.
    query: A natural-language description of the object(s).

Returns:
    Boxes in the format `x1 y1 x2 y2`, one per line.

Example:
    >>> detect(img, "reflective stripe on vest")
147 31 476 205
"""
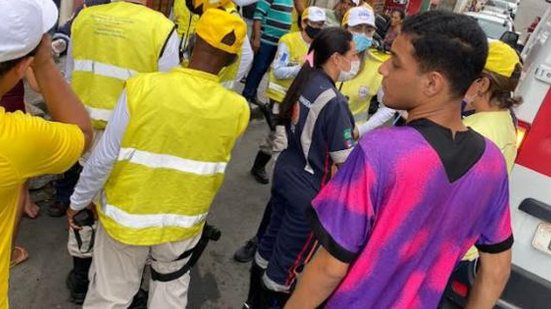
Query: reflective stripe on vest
267 81 287 98
118 147 227 176
73 60 137 81
101 202 208 229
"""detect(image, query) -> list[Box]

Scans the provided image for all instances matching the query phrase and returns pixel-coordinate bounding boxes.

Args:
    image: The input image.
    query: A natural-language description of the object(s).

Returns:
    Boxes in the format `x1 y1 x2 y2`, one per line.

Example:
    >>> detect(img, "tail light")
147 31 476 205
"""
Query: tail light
516 120 531 150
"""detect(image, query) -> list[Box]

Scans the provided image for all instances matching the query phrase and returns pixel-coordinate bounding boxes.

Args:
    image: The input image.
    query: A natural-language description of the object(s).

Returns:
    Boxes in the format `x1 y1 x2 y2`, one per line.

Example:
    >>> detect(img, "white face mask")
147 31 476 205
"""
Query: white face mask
338 57 361 82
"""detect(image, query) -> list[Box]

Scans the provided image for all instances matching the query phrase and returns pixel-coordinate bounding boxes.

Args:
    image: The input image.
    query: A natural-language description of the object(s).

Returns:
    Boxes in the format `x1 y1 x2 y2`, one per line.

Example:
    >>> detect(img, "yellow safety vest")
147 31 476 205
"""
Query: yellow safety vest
173 0 199 38
340 49 390 124
266 32 309 103
100 67 250 246
71 1 175 129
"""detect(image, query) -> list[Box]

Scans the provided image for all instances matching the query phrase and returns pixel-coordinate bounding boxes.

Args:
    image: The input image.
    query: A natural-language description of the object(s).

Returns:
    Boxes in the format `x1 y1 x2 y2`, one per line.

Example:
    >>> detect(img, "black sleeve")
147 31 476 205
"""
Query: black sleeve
476 234 514 254
307 206 358 263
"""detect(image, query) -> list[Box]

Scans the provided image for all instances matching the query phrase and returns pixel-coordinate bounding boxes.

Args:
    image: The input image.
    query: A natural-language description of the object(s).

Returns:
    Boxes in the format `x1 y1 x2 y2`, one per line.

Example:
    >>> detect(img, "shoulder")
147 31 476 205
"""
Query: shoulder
359 126 421 152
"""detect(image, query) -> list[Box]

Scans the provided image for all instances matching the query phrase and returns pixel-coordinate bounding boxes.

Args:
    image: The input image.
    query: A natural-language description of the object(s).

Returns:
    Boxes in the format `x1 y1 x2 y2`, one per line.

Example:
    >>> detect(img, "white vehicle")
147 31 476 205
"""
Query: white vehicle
479 9 514 22
500 5 551 307
483 0 513 15
465 11 514 39
501 0 519 16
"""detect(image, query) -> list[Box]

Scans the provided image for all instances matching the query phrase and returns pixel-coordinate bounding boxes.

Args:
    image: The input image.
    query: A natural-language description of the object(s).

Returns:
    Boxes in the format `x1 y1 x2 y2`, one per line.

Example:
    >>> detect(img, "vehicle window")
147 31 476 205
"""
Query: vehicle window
477 19 509 39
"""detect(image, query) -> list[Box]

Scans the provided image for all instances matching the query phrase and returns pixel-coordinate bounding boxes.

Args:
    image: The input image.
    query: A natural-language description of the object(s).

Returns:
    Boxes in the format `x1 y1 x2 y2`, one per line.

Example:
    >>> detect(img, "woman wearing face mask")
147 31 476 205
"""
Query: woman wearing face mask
339 7 391 133
248 6 327 185
463 40 522 173
235 7 327 266
242 27 357 309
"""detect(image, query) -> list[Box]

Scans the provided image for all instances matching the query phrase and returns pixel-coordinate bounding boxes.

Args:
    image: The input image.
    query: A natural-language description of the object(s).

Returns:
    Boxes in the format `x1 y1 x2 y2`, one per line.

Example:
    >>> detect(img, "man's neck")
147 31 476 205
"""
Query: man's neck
188 60 221 76
301 31 312 44
407 101 466 134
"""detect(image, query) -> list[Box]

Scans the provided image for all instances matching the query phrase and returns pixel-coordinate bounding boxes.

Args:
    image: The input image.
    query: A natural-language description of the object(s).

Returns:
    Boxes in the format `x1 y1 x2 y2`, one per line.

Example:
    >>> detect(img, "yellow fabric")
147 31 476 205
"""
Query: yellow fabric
101 67 249 246
462 110 517 261
291 8 300 32
267 32 309 103
195 7 246 55
485 40 520 78
340 49 389 124
0 109 84 309
173 0 199 38
71 1 175 129
464 111 517 173
186 0 231 13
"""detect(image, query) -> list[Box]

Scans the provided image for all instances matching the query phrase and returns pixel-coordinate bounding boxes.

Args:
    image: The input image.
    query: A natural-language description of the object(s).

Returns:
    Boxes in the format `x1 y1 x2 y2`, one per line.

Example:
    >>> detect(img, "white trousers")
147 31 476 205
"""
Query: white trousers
83 224 201 309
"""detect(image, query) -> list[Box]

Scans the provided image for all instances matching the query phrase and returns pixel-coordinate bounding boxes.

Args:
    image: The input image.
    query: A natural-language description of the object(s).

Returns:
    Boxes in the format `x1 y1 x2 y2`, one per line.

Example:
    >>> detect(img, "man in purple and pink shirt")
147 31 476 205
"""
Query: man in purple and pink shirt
286 11 513 309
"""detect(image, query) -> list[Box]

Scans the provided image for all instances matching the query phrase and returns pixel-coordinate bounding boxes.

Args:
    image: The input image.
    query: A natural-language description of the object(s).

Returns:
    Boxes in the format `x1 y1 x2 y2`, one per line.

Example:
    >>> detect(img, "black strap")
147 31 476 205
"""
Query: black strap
151 224 221 282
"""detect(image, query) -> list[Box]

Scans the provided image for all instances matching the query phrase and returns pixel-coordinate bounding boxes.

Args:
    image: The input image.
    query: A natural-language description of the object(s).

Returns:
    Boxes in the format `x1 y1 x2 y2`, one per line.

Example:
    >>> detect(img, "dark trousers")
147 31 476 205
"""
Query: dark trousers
255 201 273 240
55 163 82 204
242 42 278 102
257 189 318 289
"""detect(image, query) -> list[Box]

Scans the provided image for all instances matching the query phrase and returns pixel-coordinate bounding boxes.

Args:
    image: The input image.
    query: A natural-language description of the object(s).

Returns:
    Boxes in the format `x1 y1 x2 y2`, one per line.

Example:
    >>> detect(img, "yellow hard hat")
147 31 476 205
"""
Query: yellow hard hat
484 40 520 78
195 8 246 54
186 0 231 14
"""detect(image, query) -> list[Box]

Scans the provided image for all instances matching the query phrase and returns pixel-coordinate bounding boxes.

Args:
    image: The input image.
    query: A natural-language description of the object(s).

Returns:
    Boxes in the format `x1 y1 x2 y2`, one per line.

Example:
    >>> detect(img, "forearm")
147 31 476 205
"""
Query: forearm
252 20 262 41
293 0 305 14
285 249 347 308
466 252 511 308
358 105 396 137
32 59 92 149
70 95 129 210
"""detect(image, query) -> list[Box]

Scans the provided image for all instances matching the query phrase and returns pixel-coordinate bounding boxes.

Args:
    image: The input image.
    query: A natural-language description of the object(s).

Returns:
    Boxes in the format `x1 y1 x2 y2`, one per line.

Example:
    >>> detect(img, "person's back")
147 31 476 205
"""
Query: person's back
70 1 175 129
101 67 249 244
277 71 354 194
309 122 511 307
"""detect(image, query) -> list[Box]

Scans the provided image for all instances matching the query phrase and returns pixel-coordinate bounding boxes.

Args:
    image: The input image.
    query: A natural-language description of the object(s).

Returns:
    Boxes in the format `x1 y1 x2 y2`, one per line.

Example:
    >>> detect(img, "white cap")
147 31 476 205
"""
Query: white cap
0 0 59 62
343 6 376 27
351 0 361 6
302 6 326 22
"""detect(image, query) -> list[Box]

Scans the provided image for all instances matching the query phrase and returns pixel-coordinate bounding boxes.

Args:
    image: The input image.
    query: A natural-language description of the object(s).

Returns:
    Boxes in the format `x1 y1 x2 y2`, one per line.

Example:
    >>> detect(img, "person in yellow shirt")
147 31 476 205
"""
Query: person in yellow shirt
340 6 378 124
443 40 523 305
66 9 249 308
463 40 522 173
0 1 93 308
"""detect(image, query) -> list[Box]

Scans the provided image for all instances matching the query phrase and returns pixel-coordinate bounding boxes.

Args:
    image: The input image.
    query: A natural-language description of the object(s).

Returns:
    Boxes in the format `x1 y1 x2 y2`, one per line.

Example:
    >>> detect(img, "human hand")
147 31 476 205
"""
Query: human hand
252 37 261 53
67 203 97 230
30 35 54 69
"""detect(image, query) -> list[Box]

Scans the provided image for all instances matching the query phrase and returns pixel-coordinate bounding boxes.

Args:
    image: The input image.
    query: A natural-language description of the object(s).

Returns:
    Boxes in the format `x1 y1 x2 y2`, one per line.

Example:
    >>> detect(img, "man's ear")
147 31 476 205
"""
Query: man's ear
14 57 33 79
423 71 446 98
